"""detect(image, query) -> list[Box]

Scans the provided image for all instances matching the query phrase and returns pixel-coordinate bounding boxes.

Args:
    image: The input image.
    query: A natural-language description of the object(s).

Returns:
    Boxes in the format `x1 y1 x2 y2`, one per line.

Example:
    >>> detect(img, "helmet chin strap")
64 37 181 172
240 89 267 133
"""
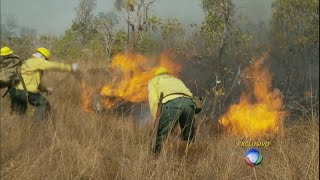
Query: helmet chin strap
32 52 46 60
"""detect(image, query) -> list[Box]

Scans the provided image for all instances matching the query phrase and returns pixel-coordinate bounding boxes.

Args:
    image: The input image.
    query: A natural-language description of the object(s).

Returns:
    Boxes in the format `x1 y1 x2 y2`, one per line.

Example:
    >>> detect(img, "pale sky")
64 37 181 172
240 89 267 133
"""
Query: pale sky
0 0 272 35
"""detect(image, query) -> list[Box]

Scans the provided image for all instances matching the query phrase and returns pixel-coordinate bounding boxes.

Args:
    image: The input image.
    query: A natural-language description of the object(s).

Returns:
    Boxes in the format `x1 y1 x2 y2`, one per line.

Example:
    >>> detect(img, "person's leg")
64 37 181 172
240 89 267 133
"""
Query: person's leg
178 98 196 142
153 102 181 154
8 88 27 115
28 93 51 121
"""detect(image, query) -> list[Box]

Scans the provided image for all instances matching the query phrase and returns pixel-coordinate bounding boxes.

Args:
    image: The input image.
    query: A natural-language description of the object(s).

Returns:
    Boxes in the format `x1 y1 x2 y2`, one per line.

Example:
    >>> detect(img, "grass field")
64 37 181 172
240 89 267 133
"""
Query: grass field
0 67 319 180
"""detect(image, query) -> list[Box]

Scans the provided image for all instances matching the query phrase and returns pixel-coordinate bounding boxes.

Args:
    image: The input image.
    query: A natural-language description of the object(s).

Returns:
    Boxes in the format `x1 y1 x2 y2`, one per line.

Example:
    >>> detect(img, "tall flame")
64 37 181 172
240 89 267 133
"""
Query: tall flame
219 52 286 139
83 51 181 111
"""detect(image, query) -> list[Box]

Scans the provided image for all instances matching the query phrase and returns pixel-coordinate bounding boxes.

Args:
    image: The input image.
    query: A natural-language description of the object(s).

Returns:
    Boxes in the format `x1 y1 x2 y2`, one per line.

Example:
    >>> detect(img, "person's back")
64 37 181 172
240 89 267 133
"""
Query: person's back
15 57 71 93
148 74 194 119
8 47 78 121
153 74 193 99
148 67 197 155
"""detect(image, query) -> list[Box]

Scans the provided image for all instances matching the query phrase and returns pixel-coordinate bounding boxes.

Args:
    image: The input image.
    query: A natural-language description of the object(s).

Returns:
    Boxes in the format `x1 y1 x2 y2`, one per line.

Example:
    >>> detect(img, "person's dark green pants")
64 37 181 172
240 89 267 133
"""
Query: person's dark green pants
8 87 50 121
153 97 196 154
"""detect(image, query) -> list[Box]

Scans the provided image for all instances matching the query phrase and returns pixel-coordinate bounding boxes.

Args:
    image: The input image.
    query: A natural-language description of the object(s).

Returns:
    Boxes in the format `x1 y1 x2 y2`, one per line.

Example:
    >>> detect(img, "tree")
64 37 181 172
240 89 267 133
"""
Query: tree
200 0 253 118
115 0 160 50
201 0 232 58
73 0 97 44
111 31 127 56
93 12 119 58
160 18 186 51
52 29 82 59
271 0 319 54
200 0 252 77
270 0 319 96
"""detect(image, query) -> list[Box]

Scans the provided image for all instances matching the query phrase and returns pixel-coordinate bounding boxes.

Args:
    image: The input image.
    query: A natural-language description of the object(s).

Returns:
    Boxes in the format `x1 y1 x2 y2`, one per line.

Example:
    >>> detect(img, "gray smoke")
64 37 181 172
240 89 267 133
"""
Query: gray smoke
113 0 123 11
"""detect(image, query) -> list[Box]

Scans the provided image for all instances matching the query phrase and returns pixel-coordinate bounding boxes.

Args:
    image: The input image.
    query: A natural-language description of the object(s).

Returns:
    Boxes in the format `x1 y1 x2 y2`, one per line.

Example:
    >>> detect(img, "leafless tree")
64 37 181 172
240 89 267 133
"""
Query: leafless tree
94 13 118 58
116 0 158 50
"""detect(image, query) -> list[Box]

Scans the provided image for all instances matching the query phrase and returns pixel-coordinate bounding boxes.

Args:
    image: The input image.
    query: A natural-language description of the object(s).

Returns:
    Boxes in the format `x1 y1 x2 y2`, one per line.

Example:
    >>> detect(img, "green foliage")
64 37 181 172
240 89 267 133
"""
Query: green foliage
271 0 319 56
147 16 161 32
111 31 127 55
135 33 159 54
88 34 105 59
200 0 252 69
230 28 254 64
52 29 82 59
270 0 319 94
200 11 225 56
74 0 97 44
199 0 254 107
147 16 161 24
52 3 122 60
129 14 161 51
160 18 186 50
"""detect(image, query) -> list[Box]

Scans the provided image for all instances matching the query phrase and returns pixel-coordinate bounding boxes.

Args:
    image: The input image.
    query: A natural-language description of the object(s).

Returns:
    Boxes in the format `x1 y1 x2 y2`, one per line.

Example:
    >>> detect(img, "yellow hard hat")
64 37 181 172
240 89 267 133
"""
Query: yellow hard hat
155 67 169 75
0 46 13 56
36 47 51 60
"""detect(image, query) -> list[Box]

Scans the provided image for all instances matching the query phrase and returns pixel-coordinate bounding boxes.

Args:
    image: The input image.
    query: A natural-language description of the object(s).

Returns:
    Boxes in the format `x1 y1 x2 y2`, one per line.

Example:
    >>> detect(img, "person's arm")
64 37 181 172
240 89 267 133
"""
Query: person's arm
148 79 159 120
38 59 71 72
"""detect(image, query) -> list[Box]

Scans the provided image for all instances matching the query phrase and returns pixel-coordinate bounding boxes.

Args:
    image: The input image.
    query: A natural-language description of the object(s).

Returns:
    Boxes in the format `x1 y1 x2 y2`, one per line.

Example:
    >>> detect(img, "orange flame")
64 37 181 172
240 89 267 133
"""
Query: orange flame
83 51 181 111
219 52 286 139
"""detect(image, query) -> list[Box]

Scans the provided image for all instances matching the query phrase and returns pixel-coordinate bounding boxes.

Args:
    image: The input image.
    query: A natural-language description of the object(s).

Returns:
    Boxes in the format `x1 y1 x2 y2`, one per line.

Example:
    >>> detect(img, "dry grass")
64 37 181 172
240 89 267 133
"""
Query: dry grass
0 65 319 180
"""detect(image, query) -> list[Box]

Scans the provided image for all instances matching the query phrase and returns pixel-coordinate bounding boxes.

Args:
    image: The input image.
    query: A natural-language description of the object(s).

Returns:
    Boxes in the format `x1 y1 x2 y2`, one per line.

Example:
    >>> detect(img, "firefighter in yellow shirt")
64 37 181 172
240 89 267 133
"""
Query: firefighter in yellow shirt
8 47 79 121
148 67 196 154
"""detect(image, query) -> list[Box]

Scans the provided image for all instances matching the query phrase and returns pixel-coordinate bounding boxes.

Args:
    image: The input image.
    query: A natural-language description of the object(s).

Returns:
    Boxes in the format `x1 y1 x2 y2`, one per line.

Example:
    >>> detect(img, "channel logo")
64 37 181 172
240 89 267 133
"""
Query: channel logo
244 148 263 167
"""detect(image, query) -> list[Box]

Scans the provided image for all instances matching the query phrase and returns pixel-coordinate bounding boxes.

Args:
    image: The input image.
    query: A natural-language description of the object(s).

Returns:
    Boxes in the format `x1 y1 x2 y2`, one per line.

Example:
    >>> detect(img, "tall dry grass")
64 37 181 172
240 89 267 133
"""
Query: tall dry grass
0 63 319 180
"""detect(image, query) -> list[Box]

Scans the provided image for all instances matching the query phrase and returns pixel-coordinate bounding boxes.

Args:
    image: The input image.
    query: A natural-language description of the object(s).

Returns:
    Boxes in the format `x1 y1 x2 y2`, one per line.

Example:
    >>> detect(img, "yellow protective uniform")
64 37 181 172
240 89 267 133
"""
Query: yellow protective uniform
147 74 193 119
16 57 71 93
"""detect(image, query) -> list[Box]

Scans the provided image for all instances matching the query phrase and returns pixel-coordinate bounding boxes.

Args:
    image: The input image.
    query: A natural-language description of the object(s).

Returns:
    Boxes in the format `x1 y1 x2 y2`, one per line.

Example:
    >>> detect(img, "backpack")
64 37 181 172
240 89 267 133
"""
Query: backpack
0 55 23 89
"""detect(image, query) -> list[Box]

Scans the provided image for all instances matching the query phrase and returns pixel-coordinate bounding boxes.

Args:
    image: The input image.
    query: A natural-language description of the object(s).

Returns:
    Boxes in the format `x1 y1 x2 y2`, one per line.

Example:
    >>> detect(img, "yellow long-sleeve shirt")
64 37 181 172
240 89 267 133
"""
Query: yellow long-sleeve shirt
147 74 193 119
16 57 71 93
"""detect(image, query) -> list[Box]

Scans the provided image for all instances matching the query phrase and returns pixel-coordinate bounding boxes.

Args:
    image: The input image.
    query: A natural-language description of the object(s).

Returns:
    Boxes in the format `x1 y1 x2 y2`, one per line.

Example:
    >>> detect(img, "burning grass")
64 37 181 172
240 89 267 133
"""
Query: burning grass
219 52 287 139
82 51 181 112
0 98 318 179
0 56 319 180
